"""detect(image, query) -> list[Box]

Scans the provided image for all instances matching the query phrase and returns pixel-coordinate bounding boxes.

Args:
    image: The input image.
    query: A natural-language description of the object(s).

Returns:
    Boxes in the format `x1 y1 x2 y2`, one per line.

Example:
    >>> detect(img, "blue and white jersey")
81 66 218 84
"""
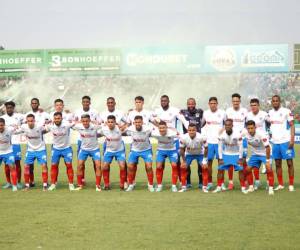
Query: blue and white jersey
244 130 270 156
246 110 268 134
99 109 126 125
0 127 14 155
126 109 154 125
268 107 293 144
218 130 243 158
26 110 51 127
180 132 207 155
126 125 153 152
20 124 46 151
98 125 124 152
73 123 100 151
46 121 74 150
225 107 247 133
1 113 25 144
151 128 178 151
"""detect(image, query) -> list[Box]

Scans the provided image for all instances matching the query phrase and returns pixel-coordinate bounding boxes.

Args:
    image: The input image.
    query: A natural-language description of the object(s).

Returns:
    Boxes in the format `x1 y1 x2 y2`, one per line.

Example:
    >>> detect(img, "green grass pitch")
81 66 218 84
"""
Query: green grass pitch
0 144 299 250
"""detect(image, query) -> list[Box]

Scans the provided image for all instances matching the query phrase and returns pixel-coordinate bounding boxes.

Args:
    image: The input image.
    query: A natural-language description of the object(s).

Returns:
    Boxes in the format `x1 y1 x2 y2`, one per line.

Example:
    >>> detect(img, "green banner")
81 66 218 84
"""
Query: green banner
0 48 121 76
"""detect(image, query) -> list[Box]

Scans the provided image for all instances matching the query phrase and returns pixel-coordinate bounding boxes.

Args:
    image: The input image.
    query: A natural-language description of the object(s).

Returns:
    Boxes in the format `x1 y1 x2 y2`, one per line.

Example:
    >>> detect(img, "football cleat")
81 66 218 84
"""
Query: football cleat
125 184 134 192
12 185 18 192
96 186 102 192
268 186 274 195
69 184 76 191
288 185 295 192
148 185 155 192
178 186 187 192
156 184 163 192
48 184 56 191
274 185 284 191
2 183 12 189
248 185 255 193
202 186 209 193
254 180 261 190
213 186 222 193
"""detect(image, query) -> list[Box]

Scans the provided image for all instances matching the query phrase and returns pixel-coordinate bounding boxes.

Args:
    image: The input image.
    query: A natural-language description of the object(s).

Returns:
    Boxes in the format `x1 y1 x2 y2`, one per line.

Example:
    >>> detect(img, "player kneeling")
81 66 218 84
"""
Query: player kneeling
180 124 208 192
73 114 102 191
125 116 154 192
0 118 18 191
152 121 183 192
46 112 75 191
244 120 275 195
213 119 247 194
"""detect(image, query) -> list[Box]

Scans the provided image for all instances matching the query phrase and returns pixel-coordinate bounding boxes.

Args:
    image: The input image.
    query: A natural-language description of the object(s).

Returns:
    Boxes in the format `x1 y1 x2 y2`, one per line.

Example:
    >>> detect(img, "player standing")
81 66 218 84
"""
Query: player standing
202 97 226 190
225 93 247 190
46 112 75 191
268 95 295 192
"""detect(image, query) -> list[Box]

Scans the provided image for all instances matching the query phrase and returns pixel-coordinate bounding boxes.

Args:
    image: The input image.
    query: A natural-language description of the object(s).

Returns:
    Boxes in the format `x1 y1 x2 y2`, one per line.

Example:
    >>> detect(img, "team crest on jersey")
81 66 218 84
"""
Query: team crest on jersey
196 113 200 118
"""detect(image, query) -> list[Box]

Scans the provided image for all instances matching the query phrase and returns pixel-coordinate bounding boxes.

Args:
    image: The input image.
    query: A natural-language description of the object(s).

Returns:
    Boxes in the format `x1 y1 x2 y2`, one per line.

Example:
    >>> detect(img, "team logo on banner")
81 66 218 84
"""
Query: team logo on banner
210 48 237 72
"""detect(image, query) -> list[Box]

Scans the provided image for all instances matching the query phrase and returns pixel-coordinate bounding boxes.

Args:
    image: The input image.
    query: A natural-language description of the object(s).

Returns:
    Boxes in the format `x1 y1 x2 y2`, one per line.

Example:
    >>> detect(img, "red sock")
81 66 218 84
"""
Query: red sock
289 175 294 186
96 175 101 186
120 169 126 188
217 170 223 187
247 170 254 185
42 171 48 185
77 174 83 186
156 168 163 185
171 165 178 185
267 170 274 187
50 164 58 184
277 168 283 186
180 167 187 186
132 165 137 182
102 169 110 187
127 170 134 185
66 163 74 184
16 161 22 183
24 166 30 185
202 167 208 186
10 168 17 186
239 178 245 188
146 170 154 185
82 163 85 180
228 165 233 181
4 165 11 183
177 163 181 182
253 167 260 180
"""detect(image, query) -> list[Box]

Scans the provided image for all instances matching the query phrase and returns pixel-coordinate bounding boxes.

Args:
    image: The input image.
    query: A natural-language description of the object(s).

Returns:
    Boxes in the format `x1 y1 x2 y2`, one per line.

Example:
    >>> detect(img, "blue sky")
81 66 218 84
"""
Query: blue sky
1 0 300 49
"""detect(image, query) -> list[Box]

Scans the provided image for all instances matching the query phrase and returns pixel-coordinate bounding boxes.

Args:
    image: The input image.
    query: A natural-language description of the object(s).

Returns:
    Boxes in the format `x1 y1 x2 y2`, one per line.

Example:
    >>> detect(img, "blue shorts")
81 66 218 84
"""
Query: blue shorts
103 141 125 154
218 154 243 171
78 148 101 161
103 150 126 163
156 149 178 164
186 154 203 166
208 143 219 161
174 139 180 152
25 150 47 165
242 138 248 158
51 147 73 164
272 142 295 160
128 149 153 164
12 144 21 161
0 152 15 165
247 155 270 168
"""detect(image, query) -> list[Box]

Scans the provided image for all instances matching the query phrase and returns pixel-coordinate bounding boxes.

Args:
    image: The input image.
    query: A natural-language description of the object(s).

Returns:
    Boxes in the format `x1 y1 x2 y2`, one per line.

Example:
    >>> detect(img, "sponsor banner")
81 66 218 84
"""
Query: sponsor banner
0 48 121 76
46 48 121 75
294 44 300 71
294 123 300 144
204 44 289 73
0 50 45 75
122 46 204 74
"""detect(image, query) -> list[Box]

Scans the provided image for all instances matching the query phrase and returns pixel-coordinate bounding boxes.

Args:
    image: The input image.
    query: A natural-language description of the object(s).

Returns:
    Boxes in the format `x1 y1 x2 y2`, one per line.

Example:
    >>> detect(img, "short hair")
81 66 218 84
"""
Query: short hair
134 115 143 120
54 98 64 104
4 101 15 107
31 98 40 104
107 115 116 121
225 118 233 124
158 121 167 126
231 93 241 99
0 118 5 124
107 97 115 102
135 96 144 102
161 95 169 100
187 98 196 103
250 98 260 105
246 120 256 127
81 114 90 119
188 123 197 128
26 114 35 119
82 96 91 101
272 95 281 101
209 97 218 102
53 112 62 117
